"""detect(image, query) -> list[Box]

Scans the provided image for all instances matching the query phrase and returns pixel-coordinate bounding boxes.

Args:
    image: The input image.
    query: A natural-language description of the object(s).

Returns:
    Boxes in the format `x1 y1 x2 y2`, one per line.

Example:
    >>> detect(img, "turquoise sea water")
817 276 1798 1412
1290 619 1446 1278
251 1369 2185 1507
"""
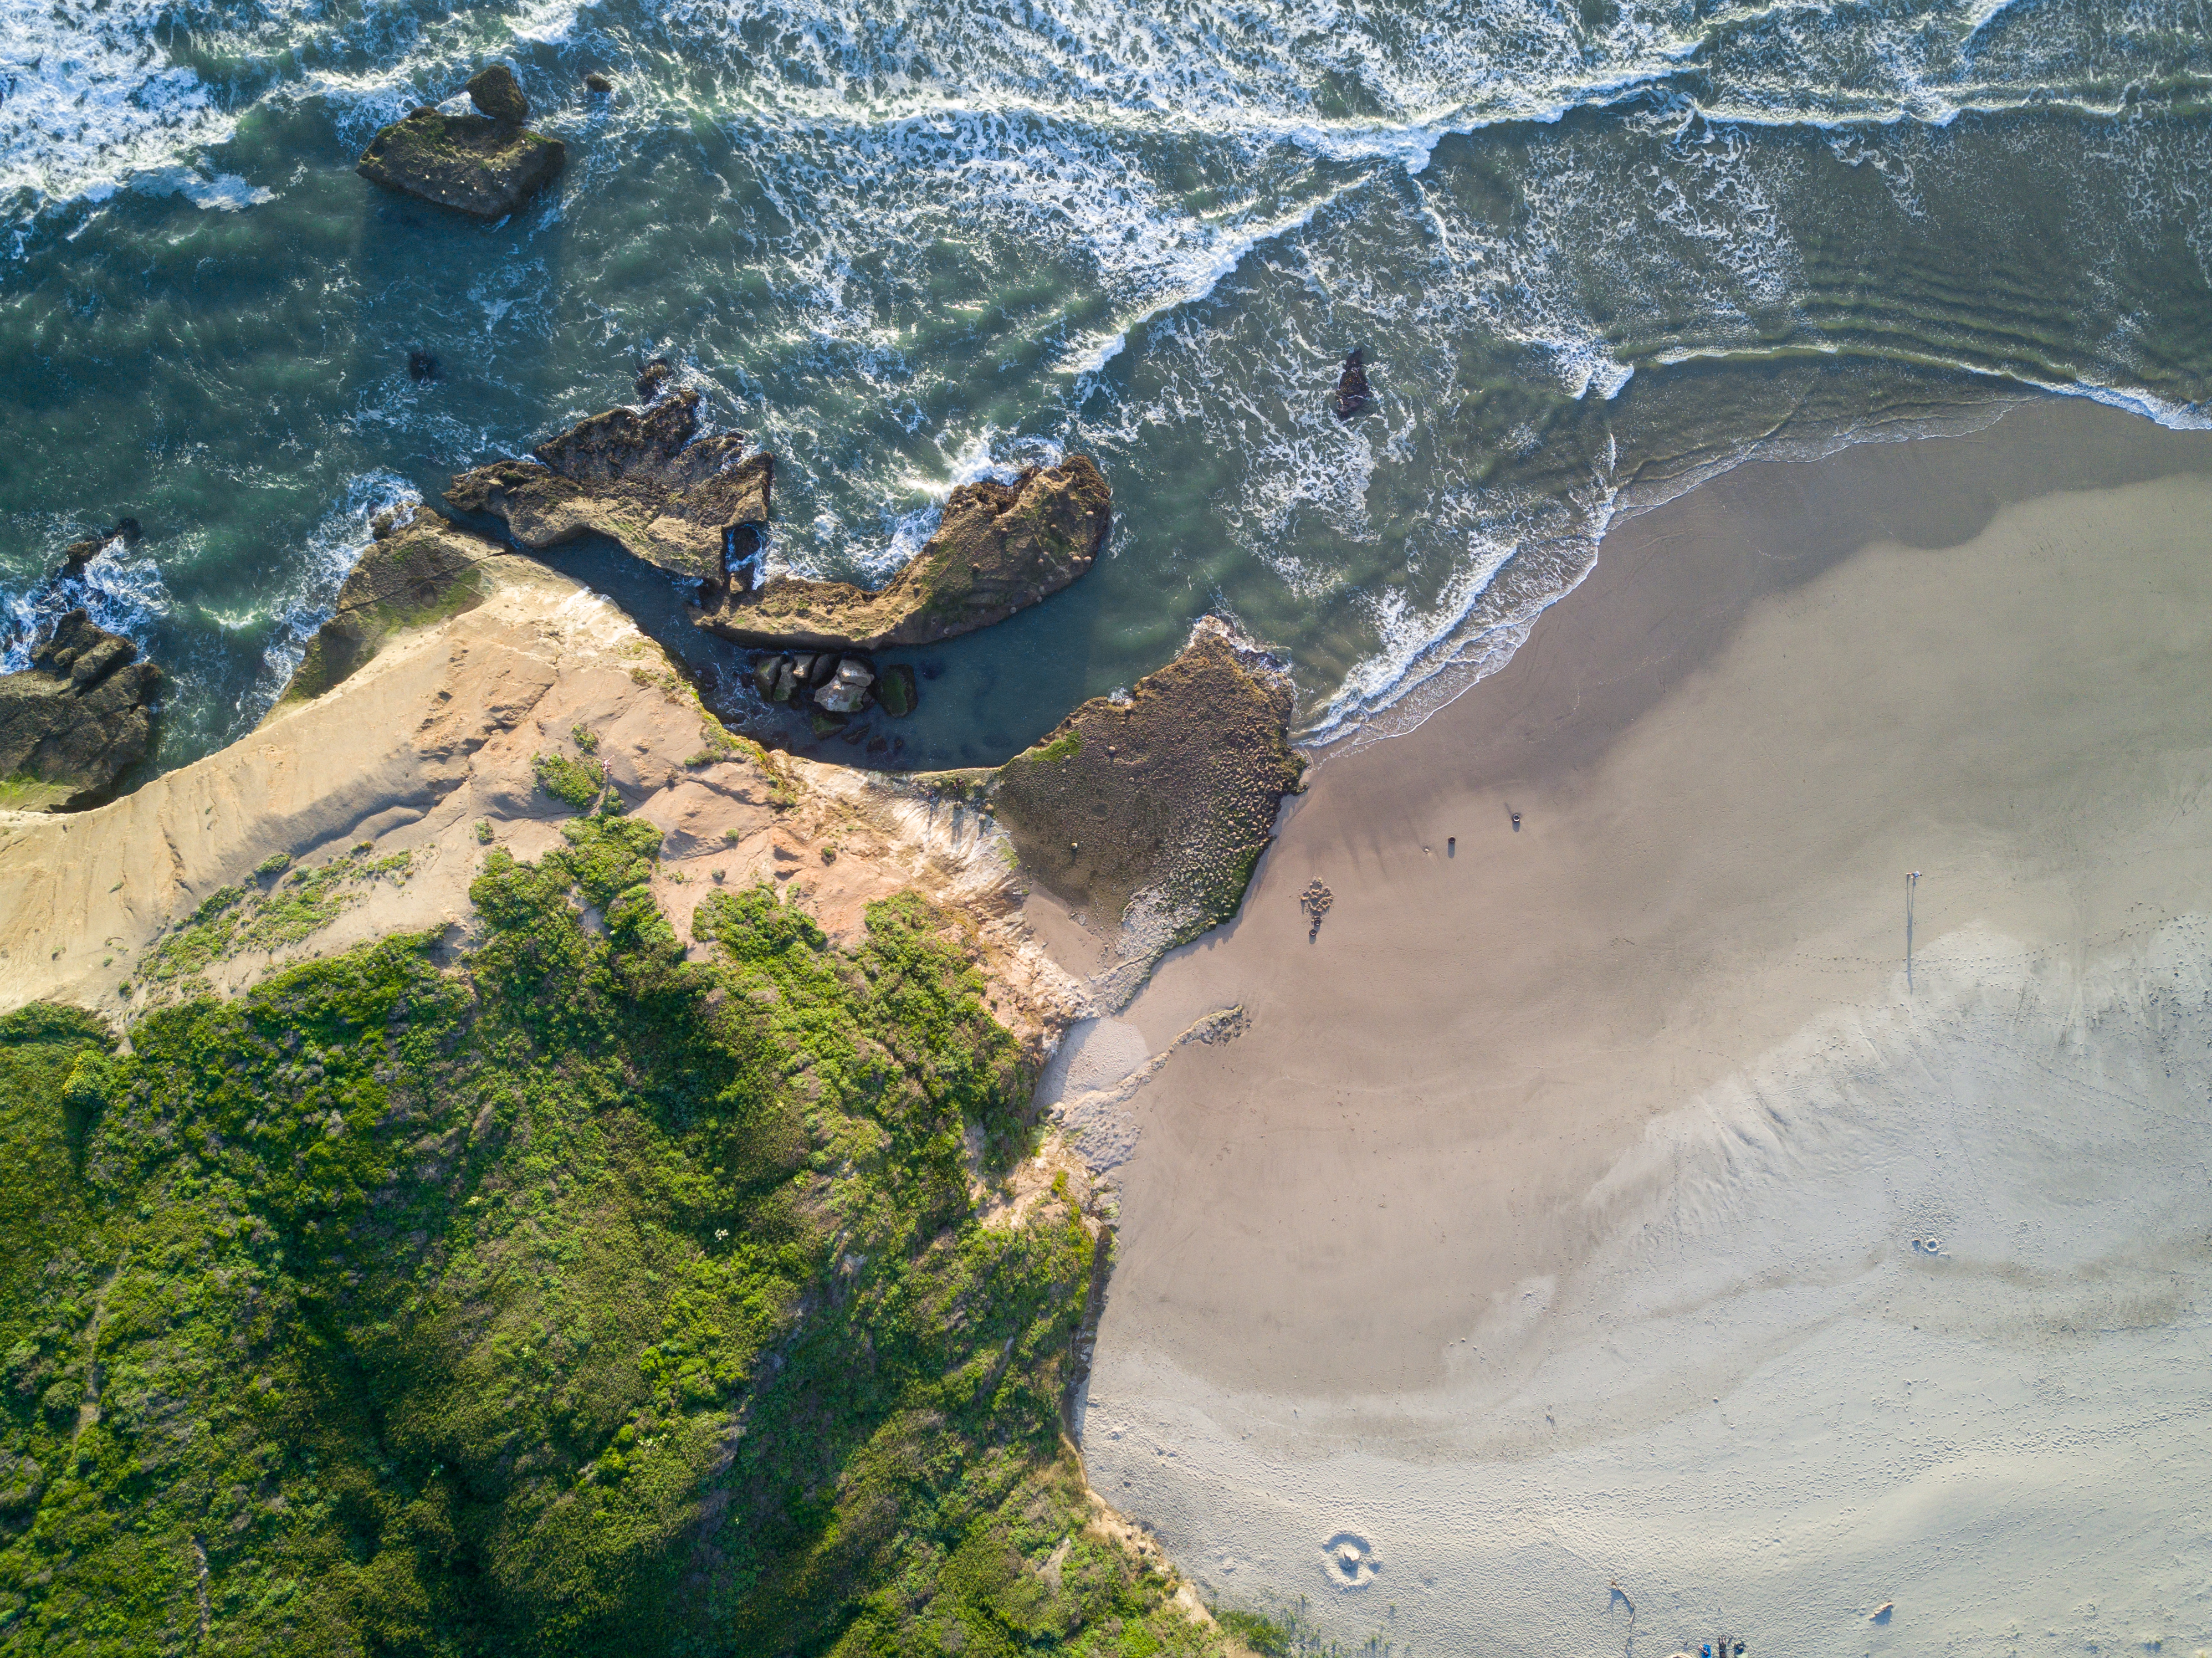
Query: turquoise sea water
3 0 2210 777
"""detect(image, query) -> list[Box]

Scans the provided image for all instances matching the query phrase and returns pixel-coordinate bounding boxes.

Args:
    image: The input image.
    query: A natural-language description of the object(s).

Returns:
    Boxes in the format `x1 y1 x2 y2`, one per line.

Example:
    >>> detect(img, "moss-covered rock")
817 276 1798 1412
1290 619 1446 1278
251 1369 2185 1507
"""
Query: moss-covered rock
356 104 565 219
0 611 159 812
692 456 1111 651
992 618 1303 1004
263 505 504 719
446 388 770 584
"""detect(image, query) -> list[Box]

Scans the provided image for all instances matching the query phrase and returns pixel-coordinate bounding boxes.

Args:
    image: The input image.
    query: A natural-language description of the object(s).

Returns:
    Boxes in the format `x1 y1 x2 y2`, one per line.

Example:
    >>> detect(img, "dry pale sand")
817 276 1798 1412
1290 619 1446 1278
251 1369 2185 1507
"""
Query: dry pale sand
1065 398 2212 1656
0 555 1081 1052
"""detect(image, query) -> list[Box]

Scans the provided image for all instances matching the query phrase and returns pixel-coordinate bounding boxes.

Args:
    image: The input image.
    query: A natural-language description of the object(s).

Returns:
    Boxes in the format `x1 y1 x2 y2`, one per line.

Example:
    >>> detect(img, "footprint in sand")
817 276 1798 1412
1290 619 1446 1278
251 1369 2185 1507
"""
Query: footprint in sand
1320 1531 1380 1589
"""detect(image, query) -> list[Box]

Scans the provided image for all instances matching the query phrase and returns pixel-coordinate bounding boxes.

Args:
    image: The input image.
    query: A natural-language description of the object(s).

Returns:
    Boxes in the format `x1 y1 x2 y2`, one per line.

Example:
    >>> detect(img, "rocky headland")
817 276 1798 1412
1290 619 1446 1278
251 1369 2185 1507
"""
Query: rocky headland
982 617 1304 1007
448 382 1110 654
355 65 566 218
264 502 504 718
445 384 770 584
0 610 160 812
0 530 1281 1656
692 455 1112 651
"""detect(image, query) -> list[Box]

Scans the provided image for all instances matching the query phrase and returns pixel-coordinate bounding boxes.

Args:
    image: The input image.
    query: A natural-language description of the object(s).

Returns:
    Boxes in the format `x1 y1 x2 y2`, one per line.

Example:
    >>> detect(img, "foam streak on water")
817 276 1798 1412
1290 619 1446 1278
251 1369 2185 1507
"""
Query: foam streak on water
1 0 2209 771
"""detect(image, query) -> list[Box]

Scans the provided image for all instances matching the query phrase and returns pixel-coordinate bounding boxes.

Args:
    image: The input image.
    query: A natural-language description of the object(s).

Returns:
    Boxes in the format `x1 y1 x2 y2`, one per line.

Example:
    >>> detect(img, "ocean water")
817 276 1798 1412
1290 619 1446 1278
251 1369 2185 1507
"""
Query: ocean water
3 0 2210 777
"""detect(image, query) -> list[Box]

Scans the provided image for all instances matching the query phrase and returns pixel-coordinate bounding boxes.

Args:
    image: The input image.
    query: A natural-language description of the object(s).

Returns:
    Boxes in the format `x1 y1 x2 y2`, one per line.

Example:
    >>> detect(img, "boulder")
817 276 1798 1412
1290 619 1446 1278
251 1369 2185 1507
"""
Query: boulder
692 454 1111 651
877 662 918 718
751 655 784 701
585 72 615 95
356 85 566 219
264 505 504 719
466 64 530 125
1334 347 1373 419
813 659 874 714
446 388 771 584
0 611 160 811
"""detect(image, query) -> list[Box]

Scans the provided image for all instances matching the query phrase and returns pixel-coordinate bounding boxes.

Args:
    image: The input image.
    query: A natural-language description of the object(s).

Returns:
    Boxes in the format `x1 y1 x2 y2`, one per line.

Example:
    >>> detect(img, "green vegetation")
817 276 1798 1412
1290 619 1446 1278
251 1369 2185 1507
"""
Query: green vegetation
1022 730 1083 766
255 852 292 877
139 848 412 989
0 818 1253 1656
570 725 600 755
531 750 608 810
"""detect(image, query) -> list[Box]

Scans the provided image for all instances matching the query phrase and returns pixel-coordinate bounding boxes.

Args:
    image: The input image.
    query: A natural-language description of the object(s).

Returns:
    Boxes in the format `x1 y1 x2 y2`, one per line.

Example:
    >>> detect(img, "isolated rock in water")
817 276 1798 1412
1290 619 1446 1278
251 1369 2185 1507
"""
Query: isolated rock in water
446 387 771 584
1334 347 1374 419
635 358 673 400
60 518 140 575
989 616 1303 1005
877 662 918 718
692 455 1111 651
585 72 614 95
0 611 160 811
356 88 565 219
813 658 874 714
466 64 530 125
265 506 504 719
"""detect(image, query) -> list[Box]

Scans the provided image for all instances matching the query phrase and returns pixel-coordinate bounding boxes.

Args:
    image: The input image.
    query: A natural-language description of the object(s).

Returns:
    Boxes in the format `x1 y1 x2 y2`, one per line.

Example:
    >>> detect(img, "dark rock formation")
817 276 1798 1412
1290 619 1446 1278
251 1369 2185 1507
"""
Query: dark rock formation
265 506 504 719
1334 347 1374 419
60 518 141 575
692 456 1111 651
408 348 440 382
0 611 160 811
446 388 770 584
356 70 565 218
877 662 918 718
749 650 906 719
584 73 615 95
635 358 674 400
465 64 530 125
989 616 1303 1000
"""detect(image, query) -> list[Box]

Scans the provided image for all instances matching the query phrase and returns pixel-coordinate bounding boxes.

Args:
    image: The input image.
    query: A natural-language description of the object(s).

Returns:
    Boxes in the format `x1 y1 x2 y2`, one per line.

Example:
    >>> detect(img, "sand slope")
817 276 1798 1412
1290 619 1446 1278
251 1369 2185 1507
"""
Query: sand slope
0 555 1082 1055
1076 401 2212 1656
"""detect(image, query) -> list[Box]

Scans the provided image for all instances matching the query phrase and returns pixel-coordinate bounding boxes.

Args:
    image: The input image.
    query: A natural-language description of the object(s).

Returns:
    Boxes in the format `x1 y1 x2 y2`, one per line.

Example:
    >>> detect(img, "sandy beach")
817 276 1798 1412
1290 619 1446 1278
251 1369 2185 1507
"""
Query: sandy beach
1063 397 2212 1656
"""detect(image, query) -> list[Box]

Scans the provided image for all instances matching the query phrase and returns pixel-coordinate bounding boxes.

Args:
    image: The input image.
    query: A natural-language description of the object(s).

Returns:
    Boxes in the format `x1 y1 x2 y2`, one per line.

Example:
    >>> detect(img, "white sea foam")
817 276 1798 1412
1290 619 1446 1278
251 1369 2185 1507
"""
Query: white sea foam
237 472 422 724
1 538 173 673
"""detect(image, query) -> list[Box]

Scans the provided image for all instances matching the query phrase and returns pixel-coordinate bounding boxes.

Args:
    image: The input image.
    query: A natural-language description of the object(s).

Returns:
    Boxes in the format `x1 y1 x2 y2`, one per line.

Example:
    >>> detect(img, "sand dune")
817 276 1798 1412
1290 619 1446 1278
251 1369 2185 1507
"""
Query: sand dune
1072 399 2212 1656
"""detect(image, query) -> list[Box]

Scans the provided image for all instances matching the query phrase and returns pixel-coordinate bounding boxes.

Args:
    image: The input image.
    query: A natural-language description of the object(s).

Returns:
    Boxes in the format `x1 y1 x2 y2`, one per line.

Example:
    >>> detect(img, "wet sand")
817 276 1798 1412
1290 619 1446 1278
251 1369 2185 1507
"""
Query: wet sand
1066 397 2212 1656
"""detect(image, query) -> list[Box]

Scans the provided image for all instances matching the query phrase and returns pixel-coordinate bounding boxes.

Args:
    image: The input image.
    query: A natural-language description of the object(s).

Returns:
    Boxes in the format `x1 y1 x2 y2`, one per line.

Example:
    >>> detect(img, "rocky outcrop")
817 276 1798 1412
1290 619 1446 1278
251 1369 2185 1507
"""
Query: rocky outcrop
1334 347 1373 419
265 505 505 718
356 65 566 218
988 617 1303 1005
445 388 770 584
0 612 160 811
692 456 1112 651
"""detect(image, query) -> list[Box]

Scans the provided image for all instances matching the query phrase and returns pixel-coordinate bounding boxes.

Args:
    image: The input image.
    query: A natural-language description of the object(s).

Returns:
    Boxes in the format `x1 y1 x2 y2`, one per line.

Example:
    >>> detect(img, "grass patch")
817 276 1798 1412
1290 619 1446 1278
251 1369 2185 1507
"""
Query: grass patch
139 850 412 986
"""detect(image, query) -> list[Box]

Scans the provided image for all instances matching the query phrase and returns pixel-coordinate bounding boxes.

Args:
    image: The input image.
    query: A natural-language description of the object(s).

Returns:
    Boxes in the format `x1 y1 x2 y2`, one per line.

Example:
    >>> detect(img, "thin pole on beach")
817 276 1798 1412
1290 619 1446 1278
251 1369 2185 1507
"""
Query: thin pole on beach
1905 871 1921 993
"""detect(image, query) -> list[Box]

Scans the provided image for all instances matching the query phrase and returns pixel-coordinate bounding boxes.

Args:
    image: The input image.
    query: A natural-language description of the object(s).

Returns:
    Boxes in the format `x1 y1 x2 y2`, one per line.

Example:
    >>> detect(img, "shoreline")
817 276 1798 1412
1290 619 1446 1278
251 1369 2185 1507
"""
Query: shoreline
1071 394 2212 1654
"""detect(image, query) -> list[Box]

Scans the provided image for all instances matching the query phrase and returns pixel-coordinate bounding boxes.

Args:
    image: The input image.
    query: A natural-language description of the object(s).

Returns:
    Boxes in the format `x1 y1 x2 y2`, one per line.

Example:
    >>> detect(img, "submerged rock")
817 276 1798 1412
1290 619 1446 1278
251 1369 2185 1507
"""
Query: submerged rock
876 662 918 718
584 72 615 95
264 505 504 719
988 617 1302 1005
445 387 770 584
692 455 1112 651
1334 346 1374 419
0 611 160 811
356 69 565 219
